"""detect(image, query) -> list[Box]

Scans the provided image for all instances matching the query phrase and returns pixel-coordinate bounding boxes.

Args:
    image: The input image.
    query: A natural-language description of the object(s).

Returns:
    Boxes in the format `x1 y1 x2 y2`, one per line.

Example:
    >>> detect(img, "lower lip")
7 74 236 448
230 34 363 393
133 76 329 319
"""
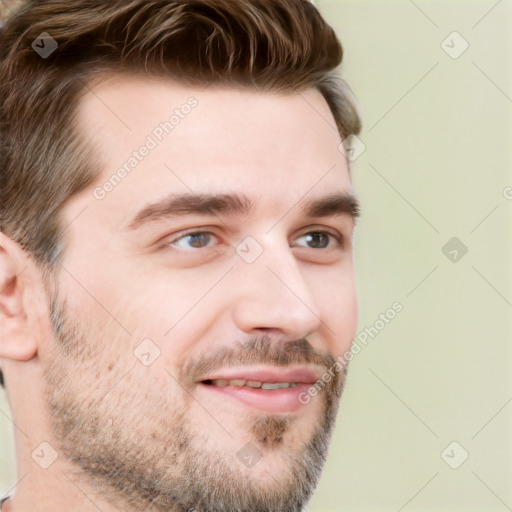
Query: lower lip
198 383 313 413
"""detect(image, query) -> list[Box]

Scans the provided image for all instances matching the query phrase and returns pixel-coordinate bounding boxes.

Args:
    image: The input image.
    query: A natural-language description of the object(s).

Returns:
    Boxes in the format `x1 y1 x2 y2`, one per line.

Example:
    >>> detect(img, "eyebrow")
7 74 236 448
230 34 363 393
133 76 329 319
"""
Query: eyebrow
126 191 360 230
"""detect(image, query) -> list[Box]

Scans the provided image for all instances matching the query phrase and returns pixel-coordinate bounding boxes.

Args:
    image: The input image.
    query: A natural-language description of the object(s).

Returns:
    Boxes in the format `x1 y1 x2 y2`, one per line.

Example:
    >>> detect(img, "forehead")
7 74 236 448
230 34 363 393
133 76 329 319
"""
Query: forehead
73 75 352 227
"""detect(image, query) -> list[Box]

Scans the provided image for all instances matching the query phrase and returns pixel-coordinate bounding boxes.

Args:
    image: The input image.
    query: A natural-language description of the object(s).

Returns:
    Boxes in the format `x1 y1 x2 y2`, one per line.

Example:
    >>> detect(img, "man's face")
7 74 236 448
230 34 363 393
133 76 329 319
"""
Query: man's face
41 76 358 511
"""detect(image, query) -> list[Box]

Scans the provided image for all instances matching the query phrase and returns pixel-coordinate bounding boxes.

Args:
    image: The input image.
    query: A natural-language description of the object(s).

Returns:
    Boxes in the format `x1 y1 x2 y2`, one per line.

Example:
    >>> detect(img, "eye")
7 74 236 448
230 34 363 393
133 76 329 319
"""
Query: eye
163 228 344 253
293 231 343 250
168 231 218 250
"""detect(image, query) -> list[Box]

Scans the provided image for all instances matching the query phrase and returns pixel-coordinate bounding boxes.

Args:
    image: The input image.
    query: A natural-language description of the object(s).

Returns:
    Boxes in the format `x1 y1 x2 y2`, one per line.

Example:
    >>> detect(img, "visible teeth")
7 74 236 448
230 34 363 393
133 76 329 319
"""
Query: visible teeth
261 382 292 390
229 379 246 387
209 379 299 389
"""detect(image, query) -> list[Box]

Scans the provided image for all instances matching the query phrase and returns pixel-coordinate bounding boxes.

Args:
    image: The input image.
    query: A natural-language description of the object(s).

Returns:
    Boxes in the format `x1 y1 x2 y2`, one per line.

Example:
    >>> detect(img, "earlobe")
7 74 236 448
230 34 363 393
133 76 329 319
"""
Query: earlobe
0 233 39 362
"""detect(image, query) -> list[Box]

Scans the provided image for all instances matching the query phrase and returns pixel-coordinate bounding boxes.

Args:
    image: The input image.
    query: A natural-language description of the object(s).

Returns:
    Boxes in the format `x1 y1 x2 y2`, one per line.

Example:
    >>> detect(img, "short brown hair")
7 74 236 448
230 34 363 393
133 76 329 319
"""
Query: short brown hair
0 0 360 270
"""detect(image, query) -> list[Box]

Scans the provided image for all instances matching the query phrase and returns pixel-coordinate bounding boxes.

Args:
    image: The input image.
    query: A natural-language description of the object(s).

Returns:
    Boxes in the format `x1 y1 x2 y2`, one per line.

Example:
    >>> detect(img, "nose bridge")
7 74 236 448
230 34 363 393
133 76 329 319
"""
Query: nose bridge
231 236 323 337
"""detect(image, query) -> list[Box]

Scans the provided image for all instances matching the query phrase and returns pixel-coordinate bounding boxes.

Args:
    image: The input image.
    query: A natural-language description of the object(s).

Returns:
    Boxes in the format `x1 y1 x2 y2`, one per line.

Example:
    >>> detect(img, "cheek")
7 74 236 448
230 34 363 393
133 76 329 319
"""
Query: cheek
315 269 358 356
115 270 227 368
124 269 223 331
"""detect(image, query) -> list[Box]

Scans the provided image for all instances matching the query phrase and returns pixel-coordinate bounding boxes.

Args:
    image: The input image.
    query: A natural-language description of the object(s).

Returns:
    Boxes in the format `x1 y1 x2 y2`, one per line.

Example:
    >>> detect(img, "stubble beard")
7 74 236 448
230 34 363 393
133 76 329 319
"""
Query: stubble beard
43 294 348 512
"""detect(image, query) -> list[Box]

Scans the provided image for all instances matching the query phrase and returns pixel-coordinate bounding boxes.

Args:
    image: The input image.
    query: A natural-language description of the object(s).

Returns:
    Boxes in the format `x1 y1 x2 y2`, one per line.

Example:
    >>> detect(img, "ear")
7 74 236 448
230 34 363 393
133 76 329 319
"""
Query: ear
0 232 42 362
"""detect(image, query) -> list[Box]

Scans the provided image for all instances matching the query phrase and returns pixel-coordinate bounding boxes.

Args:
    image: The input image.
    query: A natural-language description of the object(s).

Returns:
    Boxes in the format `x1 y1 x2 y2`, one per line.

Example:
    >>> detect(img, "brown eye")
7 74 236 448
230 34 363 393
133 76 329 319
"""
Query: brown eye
294 231 342 250
168 231 217 250
304 232 330 249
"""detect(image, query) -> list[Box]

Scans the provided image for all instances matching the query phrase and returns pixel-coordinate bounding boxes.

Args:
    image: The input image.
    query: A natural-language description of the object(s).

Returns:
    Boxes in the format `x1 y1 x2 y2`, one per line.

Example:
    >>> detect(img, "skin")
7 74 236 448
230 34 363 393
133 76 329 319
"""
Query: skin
0 76 358 512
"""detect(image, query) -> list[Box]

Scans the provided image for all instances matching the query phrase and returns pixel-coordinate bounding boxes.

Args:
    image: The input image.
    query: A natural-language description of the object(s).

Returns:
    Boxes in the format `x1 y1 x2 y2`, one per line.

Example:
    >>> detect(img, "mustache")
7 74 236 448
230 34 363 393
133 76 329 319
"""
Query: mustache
181 336 337 383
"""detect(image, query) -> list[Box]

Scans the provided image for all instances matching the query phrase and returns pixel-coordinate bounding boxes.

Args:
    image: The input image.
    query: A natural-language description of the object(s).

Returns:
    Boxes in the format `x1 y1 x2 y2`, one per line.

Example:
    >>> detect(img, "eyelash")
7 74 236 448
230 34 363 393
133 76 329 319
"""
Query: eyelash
165 228 345 251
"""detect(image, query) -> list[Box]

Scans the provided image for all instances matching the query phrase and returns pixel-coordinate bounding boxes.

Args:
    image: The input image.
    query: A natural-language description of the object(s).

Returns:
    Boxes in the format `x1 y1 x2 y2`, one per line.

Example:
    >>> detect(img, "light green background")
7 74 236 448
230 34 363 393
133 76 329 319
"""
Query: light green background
1 1 511 510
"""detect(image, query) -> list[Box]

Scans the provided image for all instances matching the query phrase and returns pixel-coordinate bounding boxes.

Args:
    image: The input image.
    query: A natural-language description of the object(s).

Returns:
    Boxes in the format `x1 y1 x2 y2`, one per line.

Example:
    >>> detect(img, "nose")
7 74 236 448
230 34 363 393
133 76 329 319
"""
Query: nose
230 239 324 340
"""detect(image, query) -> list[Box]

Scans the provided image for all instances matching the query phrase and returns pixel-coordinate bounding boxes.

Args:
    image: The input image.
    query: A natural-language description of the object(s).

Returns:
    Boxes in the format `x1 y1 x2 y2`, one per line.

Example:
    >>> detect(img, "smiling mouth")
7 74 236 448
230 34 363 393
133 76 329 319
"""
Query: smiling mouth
196 367 322 413
198 379 315 413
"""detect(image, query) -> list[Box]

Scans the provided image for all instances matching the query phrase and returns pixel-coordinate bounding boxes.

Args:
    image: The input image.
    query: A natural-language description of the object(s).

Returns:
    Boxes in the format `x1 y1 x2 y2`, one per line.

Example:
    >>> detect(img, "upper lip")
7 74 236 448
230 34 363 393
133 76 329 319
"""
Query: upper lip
197 366 322 384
